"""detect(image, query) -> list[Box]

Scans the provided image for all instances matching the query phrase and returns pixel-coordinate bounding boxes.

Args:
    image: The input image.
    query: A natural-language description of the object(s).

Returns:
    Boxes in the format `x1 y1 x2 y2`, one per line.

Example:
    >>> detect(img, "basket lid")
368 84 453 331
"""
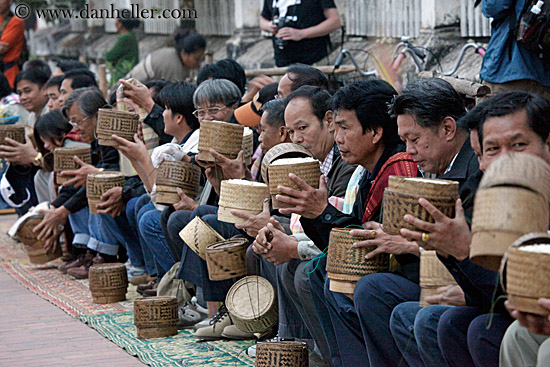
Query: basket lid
226 276 275 319
261 143 313 183
388 176 459 197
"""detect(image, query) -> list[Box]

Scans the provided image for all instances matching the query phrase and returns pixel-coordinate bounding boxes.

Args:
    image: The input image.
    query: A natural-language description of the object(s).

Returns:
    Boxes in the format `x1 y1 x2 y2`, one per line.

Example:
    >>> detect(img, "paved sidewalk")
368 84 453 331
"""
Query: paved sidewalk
0 269 145 367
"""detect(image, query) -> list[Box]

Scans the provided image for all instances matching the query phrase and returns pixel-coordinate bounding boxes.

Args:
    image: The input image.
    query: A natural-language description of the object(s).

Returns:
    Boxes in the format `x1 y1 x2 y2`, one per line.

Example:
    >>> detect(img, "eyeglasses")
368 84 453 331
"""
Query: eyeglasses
192 106 228 118
68 116 89 127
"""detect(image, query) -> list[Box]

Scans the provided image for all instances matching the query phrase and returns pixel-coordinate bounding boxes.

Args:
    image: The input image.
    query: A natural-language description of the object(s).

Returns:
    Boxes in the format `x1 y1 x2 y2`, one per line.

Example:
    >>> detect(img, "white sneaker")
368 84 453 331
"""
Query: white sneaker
177 297 209 328
247 344 256 357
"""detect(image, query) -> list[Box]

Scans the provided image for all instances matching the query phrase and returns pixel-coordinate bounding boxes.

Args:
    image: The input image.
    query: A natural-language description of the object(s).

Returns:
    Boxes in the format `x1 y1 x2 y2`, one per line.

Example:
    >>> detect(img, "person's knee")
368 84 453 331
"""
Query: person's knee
167 211 191 237
538 337 550 365
390 303 410 335
353 274 387 309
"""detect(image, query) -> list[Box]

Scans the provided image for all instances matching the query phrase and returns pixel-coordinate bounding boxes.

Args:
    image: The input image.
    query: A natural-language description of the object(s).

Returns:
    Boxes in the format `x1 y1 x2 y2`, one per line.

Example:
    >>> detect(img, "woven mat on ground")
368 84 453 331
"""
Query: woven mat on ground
80 312 255 367
0 232 29 264
1 262 137 317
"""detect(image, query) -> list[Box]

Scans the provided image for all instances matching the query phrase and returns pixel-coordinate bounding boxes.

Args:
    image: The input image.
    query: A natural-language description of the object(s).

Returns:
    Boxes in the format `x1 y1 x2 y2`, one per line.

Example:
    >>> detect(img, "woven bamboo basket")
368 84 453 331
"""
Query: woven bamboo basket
96 108 139 146
256 341 309 367
16 215 62 264
86 171 125 214
134 296 178 338
268 157 321 209
502 233 550 316
155 161 201 204
470 187 549 271
382 176 459 235
88 263 128 304
197 120 244 162
326 228 390 296
0 124 25 145
179 216 225 260
205 238 248 281
218 179 269 224
243 127 254 166
261 143 313 184
479 153 550 202
419 251 457 307
226 276 278 333
53 147 92 184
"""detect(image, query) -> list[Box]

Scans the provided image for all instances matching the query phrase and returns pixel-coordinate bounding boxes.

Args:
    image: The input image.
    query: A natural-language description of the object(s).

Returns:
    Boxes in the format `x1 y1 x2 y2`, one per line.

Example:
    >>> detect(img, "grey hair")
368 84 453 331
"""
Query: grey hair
193 79 241 108
62 87 109 119
262 98 286 128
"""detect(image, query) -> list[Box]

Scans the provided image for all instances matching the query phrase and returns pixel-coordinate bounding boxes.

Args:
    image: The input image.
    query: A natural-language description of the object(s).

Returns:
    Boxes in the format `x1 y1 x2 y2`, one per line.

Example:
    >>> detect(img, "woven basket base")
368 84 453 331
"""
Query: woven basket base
98 138 122 147
217 206 260 224
28 249 62 264
92 292 126 304
329 278 356 296
471 231 523 271
197 150 237 163
156 191 181 205
271 195 295 210
56 175 72 185
136 325 178 339
208 268 247 281
508 294 550 316
419 286 440 308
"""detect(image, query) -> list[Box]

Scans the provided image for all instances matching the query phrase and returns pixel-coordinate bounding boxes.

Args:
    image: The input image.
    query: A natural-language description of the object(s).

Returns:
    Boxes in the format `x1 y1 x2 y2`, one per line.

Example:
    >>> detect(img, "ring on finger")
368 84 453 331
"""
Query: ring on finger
421 232 430 242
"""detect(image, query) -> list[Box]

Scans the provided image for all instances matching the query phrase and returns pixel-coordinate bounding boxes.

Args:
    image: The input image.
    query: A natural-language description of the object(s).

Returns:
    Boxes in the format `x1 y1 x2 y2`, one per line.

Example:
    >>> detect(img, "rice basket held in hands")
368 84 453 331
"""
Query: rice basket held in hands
0 124 25 145
226 276 278 333
134 296 178 338
243 127 254 165
268 157 321 209
382 176 459 235
156 160 201 204
205 238 248 281
86 171 125 214
261 143 313 184
326 228 390 296
179 216 224 260
16 215 62 264
217 179 269 224
54 146 92 184
96 108 139 146
502 232 550 316
470 187 549 271
419 251 458 307
255 340 309 367
197 120 244 162
88 263 128 304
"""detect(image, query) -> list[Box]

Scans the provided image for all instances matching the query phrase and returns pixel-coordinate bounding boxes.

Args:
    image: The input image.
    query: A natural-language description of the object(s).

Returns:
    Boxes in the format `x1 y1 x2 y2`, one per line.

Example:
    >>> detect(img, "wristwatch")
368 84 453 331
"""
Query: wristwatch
32 152 42 167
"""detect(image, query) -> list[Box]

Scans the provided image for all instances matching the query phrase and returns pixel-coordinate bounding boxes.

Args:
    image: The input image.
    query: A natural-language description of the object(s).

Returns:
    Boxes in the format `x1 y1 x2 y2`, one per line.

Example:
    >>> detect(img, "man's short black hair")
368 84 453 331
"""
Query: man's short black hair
15 68 50 88
286 63 329 92
389 78 467 130
285 85 332 125
45 75 64 90
332 80 399 145
159 81 199 130
62 69 97 89
22 59 52 79
56 59 87 73
459 91 550 148
262 98 286 128
196 59 246 96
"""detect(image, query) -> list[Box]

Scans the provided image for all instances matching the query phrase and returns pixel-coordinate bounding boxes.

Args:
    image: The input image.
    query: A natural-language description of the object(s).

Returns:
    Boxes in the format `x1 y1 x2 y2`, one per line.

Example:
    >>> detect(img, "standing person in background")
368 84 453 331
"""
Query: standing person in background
260 0 341 67
105 17 140 85
127 30 206 83
0 0 25 88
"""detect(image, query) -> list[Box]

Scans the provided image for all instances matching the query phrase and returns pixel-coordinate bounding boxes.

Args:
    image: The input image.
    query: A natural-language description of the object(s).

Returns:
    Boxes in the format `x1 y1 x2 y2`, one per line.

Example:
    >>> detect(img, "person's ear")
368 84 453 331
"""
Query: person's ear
280 126 291 142
442 116 457 141
372 126 383 145
324 110 334 133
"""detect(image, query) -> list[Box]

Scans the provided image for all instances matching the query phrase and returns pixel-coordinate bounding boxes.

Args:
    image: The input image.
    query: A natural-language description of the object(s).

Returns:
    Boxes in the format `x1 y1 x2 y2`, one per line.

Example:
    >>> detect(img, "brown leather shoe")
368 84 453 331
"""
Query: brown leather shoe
67 252 105 279
142 282 158 297
130 274 156 286
137 280 157 295
59 251 94 274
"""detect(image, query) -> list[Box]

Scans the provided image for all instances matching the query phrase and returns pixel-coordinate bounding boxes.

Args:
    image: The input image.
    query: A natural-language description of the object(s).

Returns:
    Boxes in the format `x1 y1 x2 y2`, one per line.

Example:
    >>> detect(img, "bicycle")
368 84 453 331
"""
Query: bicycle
391 36 486 76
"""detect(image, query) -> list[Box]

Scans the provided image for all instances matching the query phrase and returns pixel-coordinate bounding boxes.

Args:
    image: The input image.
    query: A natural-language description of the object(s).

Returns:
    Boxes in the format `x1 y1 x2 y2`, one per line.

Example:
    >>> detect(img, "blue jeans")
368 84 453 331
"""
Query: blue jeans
88 213 137 256
168 205 243 302
140 208 176 279
390 302 452 367
438 307 512 367
68 207 90 249
354 273 420 367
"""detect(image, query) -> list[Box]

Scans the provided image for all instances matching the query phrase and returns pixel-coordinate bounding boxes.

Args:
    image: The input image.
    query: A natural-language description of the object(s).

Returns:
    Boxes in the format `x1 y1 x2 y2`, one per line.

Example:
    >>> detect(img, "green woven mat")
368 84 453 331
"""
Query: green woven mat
80 312 255 367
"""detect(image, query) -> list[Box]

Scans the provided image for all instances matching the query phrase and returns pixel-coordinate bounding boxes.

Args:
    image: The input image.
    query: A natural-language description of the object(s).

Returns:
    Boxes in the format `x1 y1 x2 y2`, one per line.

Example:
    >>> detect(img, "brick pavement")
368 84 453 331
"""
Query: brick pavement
0 269 145 366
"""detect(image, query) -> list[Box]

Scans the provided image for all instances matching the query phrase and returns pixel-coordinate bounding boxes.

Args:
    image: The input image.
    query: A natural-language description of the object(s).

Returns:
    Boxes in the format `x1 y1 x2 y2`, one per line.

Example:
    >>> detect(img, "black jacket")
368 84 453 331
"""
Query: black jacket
143 104 175 145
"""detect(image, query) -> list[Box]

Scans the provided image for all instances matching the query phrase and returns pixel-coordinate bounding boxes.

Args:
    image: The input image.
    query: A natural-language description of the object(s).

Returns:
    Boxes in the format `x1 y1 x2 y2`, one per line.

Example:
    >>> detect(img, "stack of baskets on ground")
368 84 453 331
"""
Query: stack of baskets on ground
205 238 248 281
218 179 269 224
502 232 550 316
155 160 201 205
419 251 457 307
268 157 321 209
326 228 390 296
470 153 550 270
16 215 62 264
261 142 313 184
179 216 225 260
226 276 278 334
88 263 128 304
197 120 244 162
86 171 125 214
134 296 178 338
0 124 25 145
54 146 92 184
256 341 309 367
382 176 459 236
96 108 139 146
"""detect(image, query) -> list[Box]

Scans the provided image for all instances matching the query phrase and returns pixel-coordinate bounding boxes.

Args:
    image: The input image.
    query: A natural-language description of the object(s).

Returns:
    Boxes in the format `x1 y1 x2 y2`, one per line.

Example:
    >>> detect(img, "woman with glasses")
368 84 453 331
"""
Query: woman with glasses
33 87 121 278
